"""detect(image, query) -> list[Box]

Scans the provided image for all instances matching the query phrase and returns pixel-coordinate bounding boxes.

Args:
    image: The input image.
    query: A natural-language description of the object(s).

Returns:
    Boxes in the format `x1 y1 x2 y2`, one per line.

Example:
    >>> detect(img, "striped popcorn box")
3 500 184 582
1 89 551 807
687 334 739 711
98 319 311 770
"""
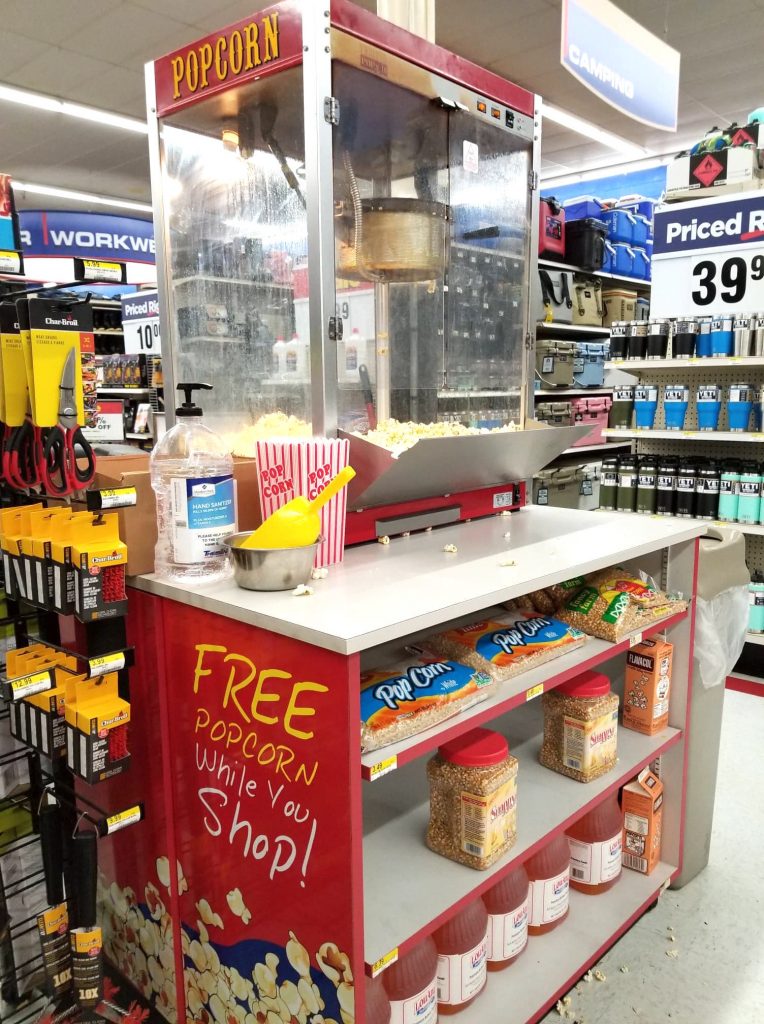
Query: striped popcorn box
255 437 351 568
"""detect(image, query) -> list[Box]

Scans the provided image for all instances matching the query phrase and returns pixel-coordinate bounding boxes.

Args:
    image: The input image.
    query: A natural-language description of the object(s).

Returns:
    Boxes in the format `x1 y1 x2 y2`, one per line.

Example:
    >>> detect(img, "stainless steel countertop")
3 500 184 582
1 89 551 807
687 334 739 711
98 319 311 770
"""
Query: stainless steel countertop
130 506 704 655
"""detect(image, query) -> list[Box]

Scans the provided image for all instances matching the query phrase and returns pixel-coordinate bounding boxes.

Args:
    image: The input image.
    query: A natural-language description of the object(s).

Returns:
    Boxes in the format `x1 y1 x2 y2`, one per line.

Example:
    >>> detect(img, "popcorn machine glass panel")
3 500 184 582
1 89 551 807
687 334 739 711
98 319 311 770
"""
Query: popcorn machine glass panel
160 67 312 444
331 58 532 437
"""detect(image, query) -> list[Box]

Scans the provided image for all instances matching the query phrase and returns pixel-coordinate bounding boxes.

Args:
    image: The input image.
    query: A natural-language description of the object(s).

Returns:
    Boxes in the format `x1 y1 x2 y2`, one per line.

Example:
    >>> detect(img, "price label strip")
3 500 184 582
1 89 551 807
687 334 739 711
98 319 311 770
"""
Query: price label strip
370 947 399 978
86 650 130 678
86 487 138 511
1 669 53 702
99 803 144 837
367 755 397 781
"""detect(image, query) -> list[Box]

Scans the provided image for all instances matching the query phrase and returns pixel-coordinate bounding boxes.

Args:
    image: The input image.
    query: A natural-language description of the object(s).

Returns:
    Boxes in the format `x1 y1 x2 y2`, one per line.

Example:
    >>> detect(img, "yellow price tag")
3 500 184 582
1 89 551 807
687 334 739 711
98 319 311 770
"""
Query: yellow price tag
10 670 52 700
89 652 126 676
368 755 397 781
629 632 643 648
371 947 399 978
525 683 544 702
106 806 142 834
99 487 137 509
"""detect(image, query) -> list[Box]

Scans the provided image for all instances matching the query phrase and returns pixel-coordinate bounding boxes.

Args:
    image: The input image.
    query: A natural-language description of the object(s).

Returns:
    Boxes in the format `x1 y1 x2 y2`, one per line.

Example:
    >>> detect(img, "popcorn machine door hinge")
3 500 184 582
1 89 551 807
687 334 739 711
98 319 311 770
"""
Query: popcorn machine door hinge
529 170 539 191
324 96 340 125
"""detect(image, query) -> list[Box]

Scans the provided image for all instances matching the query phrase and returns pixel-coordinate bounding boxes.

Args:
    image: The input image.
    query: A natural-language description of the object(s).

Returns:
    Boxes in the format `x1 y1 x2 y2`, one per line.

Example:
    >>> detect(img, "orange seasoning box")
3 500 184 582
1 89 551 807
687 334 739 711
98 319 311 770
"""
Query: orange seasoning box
622 768 663 875
622 638 673 735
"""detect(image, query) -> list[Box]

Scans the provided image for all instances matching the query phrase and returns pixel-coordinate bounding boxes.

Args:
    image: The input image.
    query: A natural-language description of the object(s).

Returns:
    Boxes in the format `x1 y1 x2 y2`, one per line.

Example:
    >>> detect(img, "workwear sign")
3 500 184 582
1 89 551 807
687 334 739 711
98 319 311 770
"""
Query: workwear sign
561 0 680 131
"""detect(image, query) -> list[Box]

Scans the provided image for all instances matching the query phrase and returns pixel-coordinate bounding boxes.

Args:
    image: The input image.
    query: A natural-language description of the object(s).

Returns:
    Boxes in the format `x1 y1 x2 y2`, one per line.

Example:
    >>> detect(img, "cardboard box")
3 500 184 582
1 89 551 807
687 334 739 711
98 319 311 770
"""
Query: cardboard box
92 455 261 577
622 767 663 875
666 146 763 199
623 638 673 735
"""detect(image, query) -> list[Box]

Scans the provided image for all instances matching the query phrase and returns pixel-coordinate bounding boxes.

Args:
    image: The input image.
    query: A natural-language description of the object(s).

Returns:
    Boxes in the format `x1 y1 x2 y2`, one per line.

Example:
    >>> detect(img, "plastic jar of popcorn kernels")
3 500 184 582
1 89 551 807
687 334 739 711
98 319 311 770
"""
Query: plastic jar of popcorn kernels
426 727 518 870
539 671 619 783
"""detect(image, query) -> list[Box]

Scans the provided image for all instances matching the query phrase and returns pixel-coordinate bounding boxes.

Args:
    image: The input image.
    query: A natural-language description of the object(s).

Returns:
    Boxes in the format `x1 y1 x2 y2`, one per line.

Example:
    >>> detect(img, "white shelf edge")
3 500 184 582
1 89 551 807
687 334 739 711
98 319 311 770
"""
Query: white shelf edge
603 428 764 443
180 335 247 344
557 440 633 456
173 273 290 289
536 322 610 337
534 387 612 398
607 356 764 370
97 387 150 396
538 259 652 290
728 671 764 684
457 862 675 1024
745 632 764 646
363 706 681 966
598 509 764 537
125 432 153 440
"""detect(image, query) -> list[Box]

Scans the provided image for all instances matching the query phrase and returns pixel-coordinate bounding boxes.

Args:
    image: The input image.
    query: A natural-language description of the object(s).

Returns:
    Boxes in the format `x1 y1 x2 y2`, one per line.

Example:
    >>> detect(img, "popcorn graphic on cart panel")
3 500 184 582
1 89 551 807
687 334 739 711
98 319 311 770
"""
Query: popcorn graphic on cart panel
226 887 252 925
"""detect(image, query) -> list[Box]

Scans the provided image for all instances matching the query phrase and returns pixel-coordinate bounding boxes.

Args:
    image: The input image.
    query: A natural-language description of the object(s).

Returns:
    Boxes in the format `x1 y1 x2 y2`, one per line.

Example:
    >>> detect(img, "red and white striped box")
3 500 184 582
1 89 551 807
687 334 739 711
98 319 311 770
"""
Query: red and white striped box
254 438 351 568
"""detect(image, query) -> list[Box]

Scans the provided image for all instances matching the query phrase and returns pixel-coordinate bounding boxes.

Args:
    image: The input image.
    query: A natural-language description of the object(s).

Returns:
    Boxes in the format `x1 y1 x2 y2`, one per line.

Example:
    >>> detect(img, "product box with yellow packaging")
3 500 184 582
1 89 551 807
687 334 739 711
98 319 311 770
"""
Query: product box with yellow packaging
0 504 43 602
20 507 72 609
49 513 93 617
51 514 128 622
65 672 130 783
622 767 663 875
623 638 673 735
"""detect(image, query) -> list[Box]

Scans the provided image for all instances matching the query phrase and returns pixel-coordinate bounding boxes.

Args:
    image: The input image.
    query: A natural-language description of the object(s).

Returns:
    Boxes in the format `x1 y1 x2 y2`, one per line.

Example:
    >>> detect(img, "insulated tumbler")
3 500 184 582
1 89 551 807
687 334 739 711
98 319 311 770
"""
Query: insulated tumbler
738 463 763 524
627 320 648 360
752 313 764 357
646 319 670 359
696 384 722 431
718 460 741 522
656 459 678 516
734 314 753 357
636 457 658 514
696 317 713 358
727 382 754 432
695 463 721 520
599 456 619 511
634 384 659 429
675 462 698 518
710 315 734 356
749 574 764 633
616 455 638 512
663 384 690 430
672 318 698 358
609 385 635 428
609 322 628 361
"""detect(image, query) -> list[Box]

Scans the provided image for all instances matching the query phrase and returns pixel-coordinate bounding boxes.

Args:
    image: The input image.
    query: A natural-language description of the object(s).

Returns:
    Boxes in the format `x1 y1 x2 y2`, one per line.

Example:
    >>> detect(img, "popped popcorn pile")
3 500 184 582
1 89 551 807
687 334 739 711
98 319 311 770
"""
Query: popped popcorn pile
358 418 518 456
224 413 312 456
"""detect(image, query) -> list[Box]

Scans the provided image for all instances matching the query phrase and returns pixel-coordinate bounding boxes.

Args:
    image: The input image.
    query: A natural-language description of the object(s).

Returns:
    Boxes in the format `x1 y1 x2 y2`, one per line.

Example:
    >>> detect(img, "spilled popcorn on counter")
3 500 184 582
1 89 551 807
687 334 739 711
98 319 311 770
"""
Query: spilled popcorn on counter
443 544 458 554
292 584 314 597
593 970 606 982
311 567 329 580
378 535 390 545
499 559 516 567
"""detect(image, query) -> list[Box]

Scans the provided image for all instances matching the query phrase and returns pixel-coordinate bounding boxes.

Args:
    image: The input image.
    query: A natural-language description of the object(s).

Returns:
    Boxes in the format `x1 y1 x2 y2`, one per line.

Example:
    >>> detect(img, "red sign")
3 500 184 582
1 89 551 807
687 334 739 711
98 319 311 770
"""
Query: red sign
103 591 363 1024
154 1 303 117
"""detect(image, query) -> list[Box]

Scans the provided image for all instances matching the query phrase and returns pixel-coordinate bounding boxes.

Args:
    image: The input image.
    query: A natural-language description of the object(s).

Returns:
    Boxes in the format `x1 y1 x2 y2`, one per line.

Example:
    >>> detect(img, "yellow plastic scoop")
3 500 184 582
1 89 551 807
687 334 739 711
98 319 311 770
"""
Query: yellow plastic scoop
240 465 356 549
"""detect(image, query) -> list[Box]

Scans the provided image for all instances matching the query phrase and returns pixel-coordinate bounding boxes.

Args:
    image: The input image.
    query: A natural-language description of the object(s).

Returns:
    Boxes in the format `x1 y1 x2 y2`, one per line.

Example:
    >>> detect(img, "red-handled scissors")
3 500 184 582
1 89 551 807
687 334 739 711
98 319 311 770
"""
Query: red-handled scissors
3 418 44 490
40 350 96 496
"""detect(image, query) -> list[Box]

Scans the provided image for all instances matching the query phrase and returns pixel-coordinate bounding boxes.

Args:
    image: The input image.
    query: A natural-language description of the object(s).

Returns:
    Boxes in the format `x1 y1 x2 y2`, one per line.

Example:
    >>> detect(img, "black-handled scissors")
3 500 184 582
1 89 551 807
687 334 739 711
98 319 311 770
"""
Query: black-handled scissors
41 349 96 496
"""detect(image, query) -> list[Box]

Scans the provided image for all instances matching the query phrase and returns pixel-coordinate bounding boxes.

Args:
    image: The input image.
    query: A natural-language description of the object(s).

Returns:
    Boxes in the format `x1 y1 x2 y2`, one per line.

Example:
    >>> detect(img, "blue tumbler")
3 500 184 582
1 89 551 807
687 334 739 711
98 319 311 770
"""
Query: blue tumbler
710 314 734 356
696 317 713 357
696 384 722 431
664 384 690 430
727 382 754 432
634 384 659 429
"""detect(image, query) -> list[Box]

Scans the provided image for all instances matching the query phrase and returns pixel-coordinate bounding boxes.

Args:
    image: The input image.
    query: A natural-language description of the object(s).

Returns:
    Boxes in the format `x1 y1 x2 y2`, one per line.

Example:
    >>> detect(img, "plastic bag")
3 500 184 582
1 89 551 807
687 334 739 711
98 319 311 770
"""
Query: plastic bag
693 585 750 689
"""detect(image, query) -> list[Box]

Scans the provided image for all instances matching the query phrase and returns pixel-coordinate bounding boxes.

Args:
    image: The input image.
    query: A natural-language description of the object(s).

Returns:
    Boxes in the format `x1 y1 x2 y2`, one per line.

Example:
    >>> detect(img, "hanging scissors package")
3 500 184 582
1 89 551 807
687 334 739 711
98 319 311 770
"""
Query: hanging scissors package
28 297 97 496
0 302 39 490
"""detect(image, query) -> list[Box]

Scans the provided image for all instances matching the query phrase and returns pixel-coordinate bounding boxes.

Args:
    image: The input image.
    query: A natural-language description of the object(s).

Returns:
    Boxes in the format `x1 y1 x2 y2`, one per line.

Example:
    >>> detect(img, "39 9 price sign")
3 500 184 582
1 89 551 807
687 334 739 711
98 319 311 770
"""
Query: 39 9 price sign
652 192 764 317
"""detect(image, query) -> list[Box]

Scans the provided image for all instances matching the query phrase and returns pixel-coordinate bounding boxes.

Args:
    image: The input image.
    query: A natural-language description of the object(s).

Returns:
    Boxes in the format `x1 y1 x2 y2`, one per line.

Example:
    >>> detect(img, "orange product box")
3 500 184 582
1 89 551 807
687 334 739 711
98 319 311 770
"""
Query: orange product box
623 637 673 735
622 768 663 875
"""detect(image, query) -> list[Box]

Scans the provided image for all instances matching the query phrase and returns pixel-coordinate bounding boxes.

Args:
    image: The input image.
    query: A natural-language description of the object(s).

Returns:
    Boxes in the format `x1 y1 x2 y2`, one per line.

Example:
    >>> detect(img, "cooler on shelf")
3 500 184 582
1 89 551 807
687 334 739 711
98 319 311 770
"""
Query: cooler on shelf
535 400 572 426
636 296 650 320
534 463 600 510
539 196 566 259
631 214 652 248
616 195 657 222
563 195 605 221
602 288 638 326
611 242 636 277
536 340 575 387
571 395 612 446
573 341 607 387
565 217 608 271
601 208 636 244
631 247 651 280
571 275 603 326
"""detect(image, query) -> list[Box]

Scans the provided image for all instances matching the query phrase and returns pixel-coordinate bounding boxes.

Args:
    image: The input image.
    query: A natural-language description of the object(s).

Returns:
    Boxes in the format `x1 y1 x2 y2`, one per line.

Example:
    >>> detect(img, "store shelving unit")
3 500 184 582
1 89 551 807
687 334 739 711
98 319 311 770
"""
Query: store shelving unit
746 632 764 646
535 321 610 338
539 258 651 293
607 356 764 371
598 509 764 537
603 428 764 443
133 505 702 1023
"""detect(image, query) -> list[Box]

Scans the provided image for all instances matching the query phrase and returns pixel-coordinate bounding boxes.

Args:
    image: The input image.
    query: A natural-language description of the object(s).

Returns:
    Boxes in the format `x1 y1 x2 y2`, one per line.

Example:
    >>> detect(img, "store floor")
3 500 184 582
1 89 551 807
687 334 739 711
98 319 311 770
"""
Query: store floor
540 688 764 1024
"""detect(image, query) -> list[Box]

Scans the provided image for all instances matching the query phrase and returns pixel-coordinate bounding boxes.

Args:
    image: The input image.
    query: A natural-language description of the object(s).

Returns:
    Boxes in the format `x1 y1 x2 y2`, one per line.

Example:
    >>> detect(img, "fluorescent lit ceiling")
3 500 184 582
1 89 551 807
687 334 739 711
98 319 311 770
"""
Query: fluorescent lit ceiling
0 0 761 213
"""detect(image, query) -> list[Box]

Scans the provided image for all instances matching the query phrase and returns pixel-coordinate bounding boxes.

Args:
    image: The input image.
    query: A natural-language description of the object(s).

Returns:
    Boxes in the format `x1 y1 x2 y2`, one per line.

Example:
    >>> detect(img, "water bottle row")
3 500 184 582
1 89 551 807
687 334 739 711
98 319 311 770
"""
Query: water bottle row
609 313 764 361
600 455 764 524
608 382 764 433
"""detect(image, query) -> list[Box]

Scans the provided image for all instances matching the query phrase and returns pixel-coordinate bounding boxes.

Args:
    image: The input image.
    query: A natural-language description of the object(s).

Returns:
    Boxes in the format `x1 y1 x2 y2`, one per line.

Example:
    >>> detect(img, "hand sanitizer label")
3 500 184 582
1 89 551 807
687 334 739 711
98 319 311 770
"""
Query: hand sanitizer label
170 475 235 563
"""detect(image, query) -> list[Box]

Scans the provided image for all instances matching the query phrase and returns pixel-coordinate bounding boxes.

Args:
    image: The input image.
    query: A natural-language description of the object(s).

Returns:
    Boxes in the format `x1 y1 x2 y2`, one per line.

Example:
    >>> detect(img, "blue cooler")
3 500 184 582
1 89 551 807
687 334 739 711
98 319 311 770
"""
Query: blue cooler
563 195 604 221
573 341 607 387
612 243 635 276
602 208 636 244
632 215 651 248
616 196 657 222
631 247 651 280
602 240 616 274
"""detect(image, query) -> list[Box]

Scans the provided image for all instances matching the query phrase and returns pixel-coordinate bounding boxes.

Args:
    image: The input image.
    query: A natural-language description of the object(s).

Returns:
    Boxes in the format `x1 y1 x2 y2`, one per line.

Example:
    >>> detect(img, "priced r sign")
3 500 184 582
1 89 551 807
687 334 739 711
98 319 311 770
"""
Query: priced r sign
651 191 764 317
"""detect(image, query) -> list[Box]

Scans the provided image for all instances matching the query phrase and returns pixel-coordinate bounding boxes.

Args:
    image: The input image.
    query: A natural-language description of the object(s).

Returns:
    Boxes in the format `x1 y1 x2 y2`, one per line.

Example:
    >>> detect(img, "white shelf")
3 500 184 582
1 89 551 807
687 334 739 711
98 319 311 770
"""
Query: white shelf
458 862 675 1024
174 273 290 289
745 632 764 646
363 697 682 966
607 356 764 370
539 259 652 291
438 389 521 399
536 322 610 337
98 387 150 397
557 440 633 457
535 387 611 399
94 329 124 336
125 432 153 441
361 607 686 778
598 509 764 537
180 335 246 344
603 428 764 443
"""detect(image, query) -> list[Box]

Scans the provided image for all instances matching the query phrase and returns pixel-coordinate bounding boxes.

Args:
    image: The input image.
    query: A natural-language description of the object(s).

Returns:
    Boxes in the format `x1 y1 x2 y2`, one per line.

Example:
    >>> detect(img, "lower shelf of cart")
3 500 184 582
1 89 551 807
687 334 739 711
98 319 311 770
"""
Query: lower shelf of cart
457 861 676 1024
363 696 682 966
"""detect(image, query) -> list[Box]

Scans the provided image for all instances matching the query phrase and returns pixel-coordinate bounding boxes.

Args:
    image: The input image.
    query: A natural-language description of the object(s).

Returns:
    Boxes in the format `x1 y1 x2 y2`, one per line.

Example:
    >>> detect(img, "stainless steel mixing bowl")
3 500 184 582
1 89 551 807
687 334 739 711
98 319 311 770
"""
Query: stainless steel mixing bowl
224 533 319 591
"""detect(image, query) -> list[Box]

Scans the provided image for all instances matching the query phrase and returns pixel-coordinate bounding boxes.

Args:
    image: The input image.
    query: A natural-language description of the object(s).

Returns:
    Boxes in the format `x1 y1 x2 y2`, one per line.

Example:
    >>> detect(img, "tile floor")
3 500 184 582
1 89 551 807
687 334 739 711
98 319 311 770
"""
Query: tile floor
540 688 764 1024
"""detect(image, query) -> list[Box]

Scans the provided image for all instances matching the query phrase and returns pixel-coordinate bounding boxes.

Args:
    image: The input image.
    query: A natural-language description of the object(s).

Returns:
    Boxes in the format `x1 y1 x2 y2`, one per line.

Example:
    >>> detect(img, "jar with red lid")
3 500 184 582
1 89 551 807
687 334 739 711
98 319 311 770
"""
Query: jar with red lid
566 792 623 894
525 834 570 935
382 936 438 1024
539 670 619 783
426 727 519 870
434 898 488 1015
482 863 529 970
366 974 392 1024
